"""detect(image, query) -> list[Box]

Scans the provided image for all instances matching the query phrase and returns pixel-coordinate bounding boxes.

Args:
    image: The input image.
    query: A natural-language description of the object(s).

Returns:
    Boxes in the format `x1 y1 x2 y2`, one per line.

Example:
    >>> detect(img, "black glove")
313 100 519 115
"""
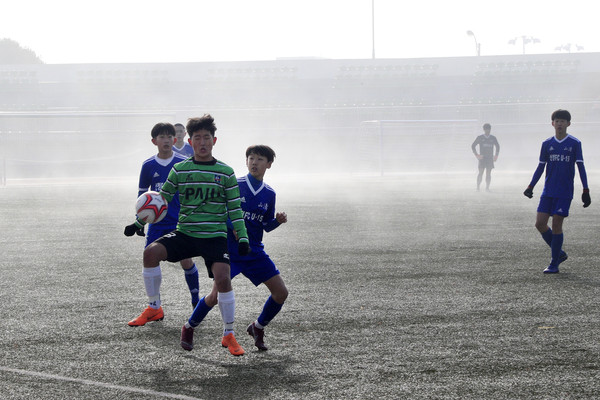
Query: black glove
135 225 145 237
238 241 250 256
523 186 533 199
582 189 591 208
124 223 139 237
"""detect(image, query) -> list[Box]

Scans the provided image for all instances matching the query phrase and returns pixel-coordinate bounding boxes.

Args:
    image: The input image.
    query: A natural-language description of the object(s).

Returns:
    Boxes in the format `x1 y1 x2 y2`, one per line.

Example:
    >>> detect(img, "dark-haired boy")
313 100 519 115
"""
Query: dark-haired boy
523 109 591 274
181 145 288 352
172 123 194 158
124 122 199 325
127 114 250 356
471 123 500 191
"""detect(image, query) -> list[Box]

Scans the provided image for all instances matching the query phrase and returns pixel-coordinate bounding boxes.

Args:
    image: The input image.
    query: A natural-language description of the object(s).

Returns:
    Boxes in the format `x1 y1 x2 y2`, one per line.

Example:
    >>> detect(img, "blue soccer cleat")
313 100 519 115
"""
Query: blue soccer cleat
543 264 559 274
558 252 568 265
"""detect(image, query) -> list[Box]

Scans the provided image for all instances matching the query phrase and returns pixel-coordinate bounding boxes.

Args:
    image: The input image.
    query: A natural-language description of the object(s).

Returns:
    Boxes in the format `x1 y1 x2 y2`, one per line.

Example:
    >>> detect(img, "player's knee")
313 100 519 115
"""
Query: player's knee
272 286 288 304
180 258 194 269
535 221 547 232
213 275 231 293
205 291 218 307
143 243 165 267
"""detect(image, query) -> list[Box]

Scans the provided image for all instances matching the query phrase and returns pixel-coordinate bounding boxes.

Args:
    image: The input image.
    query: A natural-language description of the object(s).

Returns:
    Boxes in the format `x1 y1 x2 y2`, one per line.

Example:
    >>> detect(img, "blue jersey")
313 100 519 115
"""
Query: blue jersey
173 143 194 158
227 174 280 260
538 135 583 199
138 153 187 227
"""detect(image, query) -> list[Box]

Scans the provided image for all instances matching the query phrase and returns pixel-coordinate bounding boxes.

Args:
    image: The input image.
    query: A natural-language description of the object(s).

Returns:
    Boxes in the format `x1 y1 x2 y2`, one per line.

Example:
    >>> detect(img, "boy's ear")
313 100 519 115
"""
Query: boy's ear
151 138 157 145
213 137 218 145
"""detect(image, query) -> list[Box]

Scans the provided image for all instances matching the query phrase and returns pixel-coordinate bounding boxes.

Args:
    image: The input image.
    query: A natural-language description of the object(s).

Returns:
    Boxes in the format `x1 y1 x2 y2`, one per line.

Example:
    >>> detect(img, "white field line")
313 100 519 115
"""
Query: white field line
0 366 203 400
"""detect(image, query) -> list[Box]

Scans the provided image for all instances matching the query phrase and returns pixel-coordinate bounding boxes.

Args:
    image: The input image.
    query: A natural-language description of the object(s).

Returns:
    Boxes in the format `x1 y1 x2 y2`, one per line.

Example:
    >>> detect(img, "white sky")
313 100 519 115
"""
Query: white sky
1 0 598 64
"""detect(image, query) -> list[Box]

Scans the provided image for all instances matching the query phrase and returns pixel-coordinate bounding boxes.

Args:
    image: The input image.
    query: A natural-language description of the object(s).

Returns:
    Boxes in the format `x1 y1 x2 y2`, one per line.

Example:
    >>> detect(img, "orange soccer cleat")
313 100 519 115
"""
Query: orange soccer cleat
221 332 245 356
128 306 164 327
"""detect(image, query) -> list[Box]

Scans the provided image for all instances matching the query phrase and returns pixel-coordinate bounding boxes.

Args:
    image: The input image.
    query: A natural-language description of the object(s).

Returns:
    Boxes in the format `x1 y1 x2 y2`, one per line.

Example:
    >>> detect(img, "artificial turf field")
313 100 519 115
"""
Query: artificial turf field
1 172 599 400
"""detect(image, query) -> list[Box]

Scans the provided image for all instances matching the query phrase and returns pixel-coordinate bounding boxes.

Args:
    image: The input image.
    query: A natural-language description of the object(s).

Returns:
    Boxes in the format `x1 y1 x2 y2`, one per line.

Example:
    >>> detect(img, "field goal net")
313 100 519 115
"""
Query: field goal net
360 119 480 175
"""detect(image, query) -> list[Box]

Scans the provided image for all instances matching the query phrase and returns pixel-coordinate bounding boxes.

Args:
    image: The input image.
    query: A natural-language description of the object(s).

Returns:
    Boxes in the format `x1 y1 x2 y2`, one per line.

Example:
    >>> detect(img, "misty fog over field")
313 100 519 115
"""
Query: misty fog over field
1 54 600 186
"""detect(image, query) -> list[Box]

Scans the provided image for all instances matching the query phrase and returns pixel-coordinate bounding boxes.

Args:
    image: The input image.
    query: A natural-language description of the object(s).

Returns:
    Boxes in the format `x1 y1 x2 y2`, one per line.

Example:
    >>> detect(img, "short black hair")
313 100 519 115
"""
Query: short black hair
246 145 276 163
174 123 185 129
151 122 175 138
551 109 571 122
186 114 217 138
483 123 491 129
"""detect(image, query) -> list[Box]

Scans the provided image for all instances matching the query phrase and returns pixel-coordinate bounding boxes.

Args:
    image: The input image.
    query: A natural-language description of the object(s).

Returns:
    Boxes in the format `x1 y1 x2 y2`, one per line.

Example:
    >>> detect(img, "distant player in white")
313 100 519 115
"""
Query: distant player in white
524 109 591 274
471 123 499 191
124 122 200 326
172 123 194 158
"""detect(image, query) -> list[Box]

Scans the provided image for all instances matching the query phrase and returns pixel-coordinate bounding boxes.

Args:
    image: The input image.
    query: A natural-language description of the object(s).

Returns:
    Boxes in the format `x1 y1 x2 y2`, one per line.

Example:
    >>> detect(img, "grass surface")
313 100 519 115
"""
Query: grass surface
1 172 599 399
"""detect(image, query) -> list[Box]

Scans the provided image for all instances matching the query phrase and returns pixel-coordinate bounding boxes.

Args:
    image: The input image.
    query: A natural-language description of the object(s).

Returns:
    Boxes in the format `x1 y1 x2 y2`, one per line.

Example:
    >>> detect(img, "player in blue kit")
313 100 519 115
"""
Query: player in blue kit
180 145 288 351
471 123 500 191
124 122 200 325
172 123 194 158
523 110 591 274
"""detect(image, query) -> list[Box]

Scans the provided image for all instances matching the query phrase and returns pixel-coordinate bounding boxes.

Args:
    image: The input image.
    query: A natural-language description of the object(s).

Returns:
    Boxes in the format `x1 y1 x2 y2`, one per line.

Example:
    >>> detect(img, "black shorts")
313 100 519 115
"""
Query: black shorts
478 158 494 170
154 231 229 278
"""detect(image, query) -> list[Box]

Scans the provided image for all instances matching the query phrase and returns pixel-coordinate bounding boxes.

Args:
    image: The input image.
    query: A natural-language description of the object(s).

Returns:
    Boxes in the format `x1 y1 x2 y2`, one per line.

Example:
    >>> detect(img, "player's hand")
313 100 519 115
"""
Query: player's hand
476 154 483 160
238 241 250 256
494 156 498 162
276 212 287 224
135 225 145 237
523 186 533 199
582 189 591 208
124 223 139 237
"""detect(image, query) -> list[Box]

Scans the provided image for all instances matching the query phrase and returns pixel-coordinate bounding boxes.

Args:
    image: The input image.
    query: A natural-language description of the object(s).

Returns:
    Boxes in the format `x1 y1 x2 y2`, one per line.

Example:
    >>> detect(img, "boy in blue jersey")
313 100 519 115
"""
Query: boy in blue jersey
180 145 288 351
124 122 200 325
524 110 591 274
172 123 194 158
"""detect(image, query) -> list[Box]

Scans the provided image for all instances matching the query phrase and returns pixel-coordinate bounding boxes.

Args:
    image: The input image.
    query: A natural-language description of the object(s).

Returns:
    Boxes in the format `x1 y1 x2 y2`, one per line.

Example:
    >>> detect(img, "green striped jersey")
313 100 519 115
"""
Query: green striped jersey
157 158 248 241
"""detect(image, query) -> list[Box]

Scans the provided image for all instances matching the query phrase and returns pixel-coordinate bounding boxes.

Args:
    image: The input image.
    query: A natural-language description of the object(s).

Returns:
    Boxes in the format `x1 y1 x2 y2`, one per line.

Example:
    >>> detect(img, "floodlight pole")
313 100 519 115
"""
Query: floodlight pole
378 121 384 176
372 0 376 59
467 30 480 56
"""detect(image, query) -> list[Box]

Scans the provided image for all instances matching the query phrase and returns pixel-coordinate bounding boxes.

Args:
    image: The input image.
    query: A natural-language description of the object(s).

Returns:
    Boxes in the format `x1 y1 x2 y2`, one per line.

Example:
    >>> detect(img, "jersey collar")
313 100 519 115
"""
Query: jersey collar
244 173 264 195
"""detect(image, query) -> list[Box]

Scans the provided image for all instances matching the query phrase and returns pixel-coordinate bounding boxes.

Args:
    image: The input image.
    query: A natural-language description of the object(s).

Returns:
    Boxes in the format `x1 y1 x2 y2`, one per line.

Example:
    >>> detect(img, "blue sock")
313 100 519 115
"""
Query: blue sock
541 228 553 247
184 264 200 306
257 295 283 327
550 233 564 266
189 297 212 328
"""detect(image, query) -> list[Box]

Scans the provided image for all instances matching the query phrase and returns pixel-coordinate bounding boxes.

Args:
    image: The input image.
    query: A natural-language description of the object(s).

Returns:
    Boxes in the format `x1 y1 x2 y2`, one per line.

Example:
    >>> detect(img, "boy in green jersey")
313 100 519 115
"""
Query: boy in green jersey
126 114 250 356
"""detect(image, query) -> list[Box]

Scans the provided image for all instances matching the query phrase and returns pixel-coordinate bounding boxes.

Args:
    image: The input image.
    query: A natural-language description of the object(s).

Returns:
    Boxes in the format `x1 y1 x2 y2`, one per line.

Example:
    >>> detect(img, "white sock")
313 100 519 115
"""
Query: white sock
143 266 162 309
217 290 235 335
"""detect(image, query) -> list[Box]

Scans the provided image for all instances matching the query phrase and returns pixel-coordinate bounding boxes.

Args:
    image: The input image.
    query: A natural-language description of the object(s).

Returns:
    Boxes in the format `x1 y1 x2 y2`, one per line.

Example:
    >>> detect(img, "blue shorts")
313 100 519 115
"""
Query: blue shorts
230 254 280 286
537 196 571 217
145 223 176 248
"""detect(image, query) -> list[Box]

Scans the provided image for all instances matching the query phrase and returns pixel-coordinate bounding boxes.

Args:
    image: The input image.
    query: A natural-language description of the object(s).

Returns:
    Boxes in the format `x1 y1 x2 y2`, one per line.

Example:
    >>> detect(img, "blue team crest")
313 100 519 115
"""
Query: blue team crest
214 175 222 184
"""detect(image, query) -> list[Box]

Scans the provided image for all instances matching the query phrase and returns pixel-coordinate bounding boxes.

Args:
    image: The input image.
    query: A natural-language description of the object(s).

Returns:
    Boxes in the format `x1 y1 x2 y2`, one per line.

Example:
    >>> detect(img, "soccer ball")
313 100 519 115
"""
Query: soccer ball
136 191 168 223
